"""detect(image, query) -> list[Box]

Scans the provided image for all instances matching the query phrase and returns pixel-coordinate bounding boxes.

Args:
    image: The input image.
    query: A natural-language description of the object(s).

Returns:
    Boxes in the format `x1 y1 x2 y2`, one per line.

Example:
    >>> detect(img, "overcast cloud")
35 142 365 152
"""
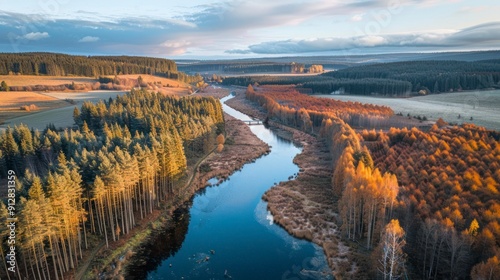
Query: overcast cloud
228 22 500 54
0 0 499 57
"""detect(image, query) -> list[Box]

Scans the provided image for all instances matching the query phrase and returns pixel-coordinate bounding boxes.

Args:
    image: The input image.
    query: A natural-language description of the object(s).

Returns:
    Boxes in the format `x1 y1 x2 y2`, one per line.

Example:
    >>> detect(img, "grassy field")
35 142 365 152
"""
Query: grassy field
0 91 70 124
0 74 190 94
103 74 186 87
317 89 500 131
0 91 128 130
101 74 191 95
0 75 96 86
0 74 193 130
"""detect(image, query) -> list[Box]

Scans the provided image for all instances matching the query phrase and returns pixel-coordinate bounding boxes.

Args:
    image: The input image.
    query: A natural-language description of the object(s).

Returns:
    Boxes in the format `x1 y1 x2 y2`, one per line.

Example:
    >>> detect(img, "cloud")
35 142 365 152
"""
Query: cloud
161 40 192 55
227 22 500 54
78 36 99 43
0 2 498 57
351 14 365 22
17 32 49 41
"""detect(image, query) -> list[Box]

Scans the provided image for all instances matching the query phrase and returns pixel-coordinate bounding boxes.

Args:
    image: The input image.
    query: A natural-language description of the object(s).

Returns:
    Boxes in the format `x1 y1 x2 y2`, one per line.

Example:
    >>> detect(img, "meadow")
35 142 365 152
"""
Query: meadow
0 91 69 124
0 74 191 130
0 91 127 130
0 75 96 86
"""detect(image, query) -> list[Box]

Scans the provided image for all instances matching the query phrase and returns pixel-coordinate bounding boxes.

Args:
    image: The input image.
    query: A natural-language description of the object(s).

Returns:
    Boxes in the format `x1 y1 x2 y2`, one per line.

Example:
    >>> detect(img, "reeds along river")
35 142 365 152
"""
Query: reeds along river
126 96 332 279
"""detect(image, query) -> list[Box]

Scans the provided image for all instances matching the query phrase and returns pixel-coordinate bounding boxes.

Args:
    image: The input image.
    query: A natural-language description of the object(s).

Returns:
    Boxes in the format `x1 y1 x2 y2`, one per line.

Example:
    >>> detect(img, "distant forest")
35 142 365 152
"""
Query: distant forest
179 62 306 74
0 53 198 83
223 60 500 95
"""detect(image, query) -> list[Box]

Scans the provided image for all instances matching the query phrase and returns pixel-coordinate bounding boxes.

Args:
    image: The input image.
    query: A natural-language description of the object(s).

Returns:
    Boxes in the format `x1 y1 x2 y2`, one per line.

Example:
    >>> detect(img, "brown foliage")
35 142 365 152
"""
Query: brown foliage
366 123 500 277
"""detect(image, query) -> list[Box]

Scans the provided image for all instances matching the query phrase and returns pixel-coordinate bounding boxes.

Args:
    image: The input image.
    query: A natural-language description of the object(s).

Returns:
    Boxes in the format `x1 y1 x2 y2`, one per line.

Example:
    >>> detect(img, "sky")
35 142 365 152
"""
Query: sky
0 0 499 59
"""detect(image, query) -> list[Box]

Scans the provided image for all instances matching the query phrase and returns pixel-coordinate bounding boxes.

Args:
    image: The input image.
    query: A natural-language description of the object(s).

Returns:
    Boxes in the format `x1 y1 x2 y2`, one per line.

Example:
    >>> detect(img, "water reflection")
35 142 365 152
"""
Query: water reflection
126 96 332 279
126 205 191 279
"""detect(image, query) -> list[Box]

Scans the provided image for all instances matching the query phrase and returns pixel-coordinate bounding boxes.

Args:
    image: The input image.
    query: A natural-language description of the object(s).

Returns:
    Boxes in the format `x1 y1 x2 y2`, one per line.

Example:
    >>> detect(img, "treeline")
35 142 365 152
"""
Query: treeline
245 84 500 279
179 62 305 74
245 85 393 129
223 75 412 96
302 78 412 96
0 53 200 83
222 75 325 86
222 59 500 95
323 60 500 94
0 90 224 279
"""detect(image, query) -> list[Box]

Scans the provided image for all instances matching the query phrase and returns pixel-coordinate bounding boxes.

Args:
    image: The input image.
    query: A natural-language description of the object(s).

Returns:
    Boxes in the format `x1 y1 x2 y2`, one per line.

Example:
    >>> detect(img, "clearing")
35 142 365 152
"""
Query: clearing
0 75 96 86
0 91 69 124
100 74 192 96
0 91 127 131
316 89 500 131
0 74 192 130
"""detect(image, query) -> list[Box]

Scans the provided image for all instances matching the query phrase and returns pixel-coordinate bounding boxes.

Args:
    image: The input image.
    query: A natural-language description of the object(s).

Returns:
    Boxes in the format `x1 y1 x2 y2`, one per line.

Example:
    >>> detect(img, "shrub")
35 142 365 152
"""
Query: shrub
0 80 9 91
20 104 38 111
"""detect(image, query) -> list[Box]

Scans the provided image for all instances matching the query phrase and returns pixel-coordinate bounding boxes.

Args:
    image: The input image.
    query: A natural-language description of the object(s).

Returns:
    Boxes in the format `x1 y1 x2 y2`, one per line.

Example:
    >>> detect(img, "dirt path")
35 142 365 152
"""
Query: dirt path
74 241 105 280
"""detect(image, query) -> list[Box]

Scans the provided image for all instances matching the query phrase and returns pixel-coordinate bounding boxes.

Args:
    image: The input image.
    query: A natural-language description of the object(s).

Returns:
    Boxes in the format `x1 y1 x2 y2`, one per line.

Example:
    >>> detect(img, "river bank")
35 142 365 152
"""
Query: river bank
78 109 270 279
124 92 334 279
226 88 360 278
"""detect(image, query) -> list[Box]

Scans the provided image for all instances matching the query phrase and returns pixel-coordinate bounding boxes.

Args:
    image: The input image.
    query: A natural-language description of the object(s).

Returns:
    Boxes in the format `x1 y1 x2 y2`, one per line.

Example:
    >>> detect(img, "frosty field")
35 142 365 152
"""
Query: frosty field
317 90 500 131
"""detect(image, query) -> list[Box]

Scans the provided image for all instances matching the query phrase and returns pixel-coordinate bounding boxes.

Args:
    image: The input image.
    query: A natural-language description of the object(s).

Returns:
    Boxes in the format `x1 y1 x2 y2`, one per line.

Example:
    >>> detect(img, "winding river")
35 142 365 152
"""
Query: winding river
127 96 332 279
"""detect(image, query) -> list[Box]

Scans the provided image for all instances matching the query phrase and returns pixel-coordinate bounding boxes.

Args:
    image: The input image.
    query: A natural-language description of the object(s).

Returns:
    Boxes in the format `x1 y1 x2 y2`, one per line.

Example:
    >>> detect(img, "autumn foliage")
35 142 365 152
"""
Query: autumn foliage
246 85 393 130
246 84 500 279
362 123 500 278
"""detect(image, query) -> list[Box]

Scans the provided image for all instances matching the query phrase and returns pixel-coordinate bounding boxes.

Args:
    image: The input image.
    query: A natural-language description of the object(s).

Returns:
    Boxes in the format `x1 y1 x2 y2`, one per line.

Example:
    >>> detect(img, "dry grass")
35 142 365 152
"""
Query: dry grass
103 74 192 96
0 73 191 127
188 113 270 192
0 74 192 96
0 91 132 129
189 86 270 188
227 91 358 279
0 91 69 124
0 75 96 86
106 74 186 87
262 123 356 278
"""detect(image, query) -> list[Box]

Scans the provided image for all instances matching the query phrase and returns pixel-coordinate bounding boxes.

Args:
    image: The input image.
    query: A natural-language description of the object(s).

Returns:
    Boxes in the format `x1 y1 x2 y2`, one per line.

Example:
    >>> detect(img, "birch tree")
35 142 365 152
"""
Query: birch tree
377 219 406 280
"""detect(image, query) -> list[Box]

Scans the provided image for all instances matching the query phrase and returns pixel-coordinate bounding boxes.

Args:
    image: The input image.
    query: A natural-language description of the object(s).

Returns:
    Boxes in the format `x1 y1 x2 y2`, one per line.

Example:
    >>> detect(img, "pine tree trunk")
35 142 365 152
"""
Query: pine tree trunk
48 235 60 280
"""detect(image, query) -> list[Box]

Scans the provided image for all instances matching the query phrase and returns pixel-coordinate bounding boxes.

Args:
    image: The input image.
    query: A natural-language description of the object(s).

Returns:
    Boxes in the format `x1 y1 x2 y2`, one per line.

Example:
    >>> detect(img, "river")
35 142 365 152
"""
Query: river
126 96 332 279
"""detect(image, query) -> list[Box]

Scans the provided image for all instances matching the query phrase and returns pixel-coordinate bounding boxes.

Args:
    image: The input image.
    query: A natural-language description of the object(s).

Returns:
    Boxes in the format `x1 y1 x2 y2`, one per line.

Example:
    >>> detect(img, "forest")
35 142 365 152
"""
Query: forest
361 123 500 279
245 84 393 129
0 53 199 83
223 59 500 95
244 84 500 279
179 62 306 74
0 90 224 279
323 60 500 94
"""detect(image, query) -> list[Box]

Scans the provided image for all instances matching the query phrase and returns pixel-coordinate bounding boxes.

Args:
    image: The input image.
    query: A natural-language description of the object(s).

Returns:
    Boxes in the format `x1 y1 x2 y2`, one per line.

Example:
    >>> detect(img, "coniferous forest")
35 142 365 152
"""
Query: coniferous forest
223 59 500 95
0 90 224 279
0 53 199 83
